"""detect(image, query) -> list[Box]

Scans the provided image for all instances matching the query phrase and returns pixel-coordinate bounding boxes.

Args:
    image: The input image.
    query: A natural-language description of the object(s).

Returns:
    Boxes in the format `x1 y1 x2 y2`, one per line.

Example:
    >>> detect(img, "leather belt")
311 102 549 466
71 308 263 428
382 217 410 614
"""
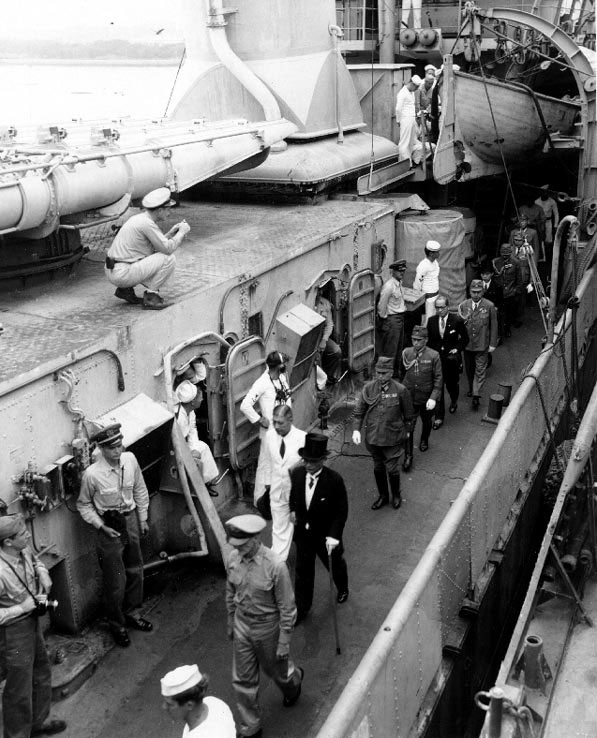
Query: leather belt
425 290 439 299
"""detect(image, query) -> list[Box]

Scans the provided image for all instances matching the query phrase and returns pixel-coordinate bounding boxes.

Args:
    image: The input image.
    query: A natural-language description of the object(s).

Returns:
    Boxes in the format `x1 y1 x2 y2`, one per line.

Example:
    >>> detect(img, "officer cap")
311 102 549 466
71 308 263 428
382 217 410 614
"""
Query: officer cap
160 664 202 697
299 432 329 460
411 325 428 339
141 187 175 210
500 244 512 256
375 356 394 371
426 240 441 252
479 262 493 275
470 279 484 291
175 380 197 404
0 514 26 542
410 74 423 86
90 422 123 447
389 259 407 272
226 514 266 544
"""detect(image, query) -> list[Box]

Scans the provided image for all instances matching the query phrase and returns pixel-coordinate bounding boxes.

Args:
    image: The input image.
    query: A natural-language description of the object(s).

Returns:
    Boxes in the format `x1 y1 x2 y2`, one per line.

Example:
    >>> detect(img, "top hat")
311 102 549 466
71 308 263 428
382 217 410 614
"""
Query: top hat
299 432 329 460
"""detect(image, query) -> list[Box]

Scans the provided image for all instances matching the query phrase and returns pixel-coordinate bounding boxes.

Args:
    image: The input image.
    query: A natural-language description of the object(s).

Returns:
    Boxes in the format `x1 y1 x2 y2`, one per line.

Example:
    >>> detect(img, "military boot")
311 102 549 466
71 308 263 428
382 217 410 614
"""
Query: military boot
371 468 389 510
402 435 414 472
389 473 402 509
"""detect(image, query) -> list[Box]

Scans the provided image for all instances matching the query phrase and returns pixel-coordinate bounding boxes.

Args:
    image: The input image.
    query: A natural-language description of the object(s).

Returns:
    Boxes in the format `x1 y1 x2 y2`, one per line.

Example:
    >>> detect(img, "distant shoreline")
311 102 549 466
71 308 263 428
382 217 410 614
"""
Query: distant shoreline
0 58 179 67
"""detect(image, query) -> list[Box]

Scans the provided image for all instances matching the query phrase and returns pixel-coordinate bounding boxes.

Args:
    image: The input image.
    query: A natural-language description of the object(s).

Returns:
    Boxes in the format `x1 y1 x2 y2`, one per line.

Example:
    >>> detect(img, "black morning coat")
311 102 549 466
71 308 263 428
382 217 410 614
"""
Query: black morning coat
427 312 469 357
289 465 348 542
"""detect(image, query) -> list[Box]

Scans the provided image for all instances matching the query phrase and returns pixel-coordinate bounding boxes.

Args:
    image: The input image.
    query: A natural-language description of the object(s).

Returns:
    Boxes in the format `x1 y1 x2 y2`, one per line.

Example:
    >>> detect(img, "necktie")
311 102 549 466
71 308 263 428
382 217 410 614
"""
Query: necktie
308 474 315 489
280 439 286 458
440 317 445 336
484 282 489 290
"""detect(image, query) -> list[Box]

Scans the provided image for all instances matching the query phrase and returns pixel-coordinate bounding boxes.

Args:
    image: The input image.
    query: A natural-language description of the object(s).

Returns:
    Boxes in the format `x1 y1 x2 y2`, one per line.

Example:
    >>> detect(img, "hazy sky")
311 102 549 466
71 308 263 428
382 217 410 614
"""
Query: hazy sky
3 0 184 41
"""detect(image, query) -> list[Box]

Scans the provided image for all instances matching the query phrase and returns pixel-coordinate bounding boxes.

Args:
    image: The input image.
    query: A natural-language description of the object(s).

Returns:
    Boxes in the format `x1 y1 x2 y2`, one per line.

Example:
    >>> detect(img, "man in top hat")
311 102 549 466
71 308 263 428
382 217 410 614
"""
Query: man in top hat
174 379 221 495
458 280 498 410
224 514 303 738
414 240 441 324
77 422 152 647
0 514 67 738
289 433 349 621
258 405 306 561
395 75 424 166
240 351 292 503
427 295 469 426
398 325 442 469
161 663 235 738
352 356 414 510
105 186 191 310
493 244 523 337
377 259 407 372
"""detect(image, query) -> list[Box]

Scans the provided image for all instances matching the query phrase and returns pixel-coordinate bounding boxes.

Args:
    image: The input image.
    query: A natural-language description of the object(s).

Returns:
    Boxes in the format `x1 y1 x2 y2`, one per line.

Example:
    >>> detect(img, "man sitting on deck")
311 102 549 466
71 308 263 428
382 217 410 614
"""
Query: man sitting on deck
105 187 191 310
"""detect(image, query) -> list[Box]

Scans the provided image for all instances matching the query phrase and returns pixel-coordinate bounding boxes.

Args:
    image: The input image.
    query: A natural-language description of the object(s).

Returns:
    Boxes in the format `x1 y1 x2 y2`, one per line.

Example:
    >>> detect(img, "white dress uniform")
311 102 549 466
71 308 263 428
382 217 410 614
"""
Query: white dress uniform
175 404 220 484
259 425 306 561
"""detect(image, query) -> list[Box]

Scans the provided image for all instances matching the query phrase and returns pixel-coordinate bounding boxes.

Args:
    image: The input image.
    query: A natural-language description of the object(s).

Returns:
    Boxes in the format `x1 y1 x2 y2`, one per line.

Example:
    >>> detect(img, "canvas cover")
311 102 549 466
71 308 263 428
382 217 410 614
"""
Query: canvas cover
396 209 467 307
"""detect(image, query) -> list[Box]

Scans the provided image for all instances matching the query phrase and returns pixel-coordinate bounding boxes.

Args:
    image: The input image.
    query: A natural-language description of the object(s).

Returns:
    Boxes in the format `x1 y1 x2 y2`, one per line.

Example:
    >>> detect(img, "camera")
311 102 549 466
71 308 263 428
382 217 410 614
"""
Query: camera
34 594 59 616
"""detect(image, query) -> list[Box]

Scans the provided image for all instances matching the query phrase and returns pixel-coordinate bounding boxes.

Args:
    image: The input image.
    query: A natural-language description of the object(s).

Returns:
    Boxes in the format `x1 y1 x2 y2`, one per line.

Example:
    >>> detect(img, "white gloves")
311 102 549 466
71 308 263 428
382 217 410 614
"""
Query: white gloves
352 430 361 445
526 283 534 293
488 346 496 353
325 536 339 554
425 399 436 411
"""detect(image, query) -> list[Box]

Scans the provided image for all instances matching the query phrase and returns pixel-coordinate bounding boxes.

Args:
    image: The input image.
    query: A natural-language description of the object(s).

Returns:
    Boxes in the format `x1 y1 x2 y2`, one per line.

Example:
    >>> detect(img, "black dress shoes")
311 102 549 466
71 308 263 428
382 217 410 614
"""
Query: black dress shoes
283 667 304 707
419 439 429 452
402 454 413 472
472 396 480 411
392 495 402 509
125 615 153 632
114 287 141 304
371 496 389 510
337 590 349 604
449 403 457 414
32 720 67 736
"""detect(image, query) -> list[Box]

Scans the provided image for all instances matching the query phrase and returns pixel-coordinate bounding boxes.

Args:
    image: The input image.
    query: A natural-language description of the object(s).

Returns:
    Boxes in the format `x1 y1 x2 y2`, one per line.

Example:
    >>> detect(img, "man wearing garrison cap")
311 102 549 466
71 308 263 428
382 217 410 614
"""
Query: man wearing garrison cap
0 515 67 738
458 280 498 410
377 260 407 373
77 421 152 647
161 663 235 737
492 245 523 338
105 186 191 310
224 514 303 738
352 356 414 510
398 325 443 469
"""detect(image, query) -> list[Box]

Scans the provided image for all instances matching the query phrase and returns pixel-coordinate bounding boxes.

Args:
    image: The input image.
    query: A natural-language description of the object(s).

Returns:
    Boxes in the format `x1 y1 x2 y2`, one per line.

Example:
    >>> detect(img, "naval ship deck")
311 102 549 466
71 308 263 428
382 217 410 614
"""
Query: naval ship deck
0 198 391 386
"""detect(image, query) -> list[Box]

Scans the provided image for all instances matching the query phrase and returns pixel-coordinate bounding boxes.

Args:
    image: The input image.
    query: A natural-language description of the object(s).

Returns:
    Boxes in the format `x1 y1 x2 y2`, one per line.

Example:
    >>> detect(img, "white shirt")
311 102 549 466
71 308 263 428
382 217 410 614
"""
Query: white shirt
239 370 291 438
414 257 440 295
260 425 306 502
305 470 321 510
395 85 416 124
377 277 405 318
182 696 236 738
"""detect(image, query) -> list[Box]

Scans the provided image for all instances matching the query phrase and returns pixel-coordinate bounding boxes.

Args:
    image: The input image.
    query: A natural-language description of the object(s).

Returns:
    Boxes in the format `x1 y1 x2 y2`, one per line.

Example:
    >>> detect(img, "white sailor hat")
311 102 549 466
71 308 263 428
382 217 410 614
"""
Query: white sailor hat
141 187 176 209
411 74 423 86
160 664 202 697
424 64 437 72
175 380 198 404
225 514 266 545
426 240 441 251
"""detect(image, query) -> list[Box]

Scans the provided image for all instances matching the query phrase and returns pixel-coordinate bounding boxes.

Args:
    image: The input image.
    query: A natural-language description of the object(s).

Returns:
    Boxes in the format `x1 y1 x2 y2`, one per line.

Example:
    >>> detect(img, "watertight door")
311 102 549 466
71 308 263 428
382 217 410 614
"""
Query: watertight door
347 269 376 372
225 336 266 470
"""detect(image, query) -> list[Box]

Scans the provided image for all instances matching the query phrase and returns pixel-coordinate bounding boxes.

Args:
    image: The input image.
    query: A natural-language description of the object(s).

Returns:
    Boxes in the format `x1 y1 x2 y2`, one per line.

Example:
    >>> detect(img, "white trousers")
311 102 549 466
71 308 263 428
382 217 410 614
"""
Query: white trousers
422 295 438 326
270 498 294 562
398 117 422 165
192 441 220 485
105 253 176 293
402 0 422 28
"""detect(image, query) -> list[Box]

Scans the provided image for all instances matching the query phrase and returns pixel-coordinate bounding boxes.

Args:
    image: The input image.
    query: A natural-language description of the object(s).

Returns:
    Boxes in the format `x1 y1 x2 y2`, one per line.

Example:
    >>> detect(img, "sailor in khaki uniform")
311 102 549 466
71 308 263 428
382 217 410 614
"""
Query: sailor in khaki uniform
458 279 498 410
225 515 303 738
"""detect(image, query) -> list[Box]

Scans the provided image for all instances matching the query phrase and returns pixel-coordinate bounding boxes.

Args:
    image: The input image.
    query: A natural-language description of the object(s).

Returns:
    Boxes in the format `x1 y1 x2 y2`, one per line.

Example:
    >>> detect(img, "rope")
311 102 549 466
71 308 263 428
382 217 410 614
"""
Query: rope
163 47 187 118
524 371 566 475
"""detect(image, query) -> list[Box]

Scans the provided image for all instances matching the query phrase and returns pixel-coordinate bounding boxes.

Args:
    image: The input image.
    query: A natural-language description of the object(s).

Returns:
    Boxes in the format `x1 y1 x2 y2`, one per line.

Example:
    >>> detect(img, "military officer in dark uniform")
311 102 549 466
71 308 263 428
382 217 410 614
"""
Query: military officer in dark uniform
289 433 349 622
458 280 499 411
225 514 303 738
398 325 442 469
351 356 414 510
492 245 523 337
427 295 469 426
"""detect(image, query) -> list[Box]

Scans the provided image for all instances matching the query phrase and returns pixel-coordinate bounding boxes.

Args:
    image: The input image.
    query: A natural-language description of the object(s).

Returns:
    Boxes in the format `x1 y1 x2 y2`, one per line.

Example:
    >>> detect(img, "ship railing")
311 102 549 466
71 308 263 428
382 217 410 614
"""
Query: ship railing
316 261 597 738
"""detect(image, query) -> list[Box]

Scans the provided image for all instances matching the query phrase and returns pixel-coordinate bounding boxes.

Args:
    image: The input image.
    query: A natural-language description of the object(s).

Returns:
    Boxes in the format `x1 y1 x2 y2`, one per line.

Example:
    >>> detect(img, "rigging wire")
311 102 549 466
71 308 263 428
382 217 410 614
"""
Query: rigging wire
164 47 187 118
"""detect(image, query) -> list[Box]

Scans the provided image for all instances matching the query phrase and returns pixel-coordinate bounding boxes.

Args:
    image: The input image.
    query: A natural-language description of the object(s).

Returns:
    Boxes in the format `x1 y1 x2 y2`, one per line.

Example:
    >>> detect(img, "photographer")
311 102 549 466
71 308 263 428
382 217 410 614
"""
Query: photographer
77 422 152 648
0 514 66 738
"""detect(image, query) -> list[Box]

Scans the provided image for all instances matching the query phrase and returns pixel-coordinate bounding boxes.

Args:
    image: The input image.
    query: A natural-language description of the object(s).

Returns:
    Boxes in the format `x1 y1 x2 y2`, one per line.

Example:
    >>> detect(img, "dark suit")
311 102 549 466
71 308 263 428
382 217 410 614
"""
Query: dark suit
427 313 469 419
289 465 349 617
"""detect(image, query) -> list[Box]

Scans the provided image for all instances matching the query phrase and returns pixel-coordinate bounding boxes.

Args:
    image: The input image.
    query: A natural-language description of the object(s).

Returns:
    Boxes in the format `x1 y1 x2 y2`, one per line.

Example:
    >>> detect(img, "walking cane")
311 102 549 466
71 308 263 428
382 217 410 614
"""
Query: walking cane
327 549 341 655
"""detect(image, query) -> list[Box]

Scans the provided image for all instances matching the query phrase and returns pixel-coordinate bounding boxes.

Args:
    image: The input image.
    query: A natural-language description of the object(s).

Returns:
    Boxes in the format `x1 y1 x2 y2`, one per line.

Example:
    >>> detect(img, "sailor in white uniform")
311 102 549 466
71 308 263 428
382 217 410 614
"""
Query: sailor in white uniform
259 405 306 561
414 240 441 325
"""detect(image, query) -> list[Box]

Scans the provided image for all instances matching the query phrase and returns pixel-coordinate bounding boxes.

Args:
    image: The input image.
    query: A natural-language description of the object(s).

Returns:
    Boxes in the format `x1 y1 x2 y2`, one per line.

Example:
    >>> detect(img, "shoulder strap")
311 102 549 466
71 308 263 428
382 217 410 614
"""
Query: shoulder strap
1 554 38 599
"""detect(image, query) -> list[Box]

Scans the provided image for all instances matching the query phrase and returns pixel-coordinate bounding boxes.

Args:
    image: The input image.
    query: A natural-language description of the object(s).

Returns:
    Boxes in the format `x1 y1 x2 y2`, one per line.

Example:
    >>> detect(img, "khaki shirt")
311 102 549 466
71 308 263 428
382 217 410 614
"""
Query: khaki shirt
0 548 48 626
107 211 179 262
225 543 296 645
